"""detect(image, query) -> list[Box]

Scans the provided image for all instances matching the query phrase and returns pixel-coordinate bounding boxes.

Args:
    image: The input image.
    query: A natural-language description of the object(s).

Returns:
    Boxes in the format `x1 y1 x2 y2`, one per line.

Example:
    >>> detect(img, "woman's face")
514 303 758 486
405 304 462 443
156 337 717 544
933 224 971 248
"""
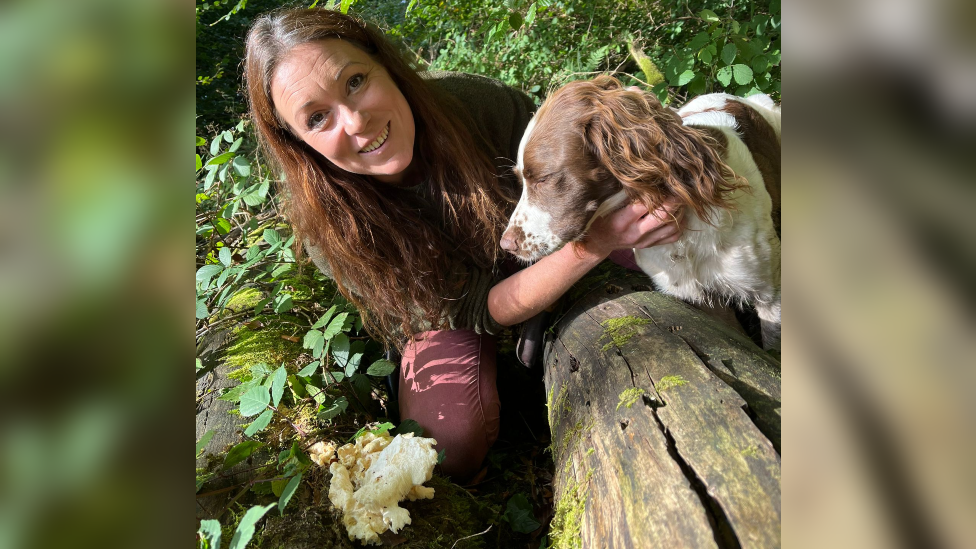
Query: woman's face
271 39 415 184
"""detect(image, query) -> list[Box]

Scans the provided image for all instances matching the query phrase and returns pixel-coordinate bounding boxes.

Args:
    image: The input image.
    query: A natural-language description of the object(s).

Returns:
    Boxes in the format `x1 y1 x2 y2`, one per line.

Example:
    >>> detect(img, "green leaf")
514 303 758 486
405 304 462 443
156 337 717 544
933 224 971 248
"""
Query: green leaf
223 440 264 470
240 385 271 417
687 31 710 51
228 503 276 549
244 409 274 436
229 137 243 153
698 48 713 64
323 370 346 386
213 217 232 235
298 361 320 377
206 151 234 167
271 366 287 407
751 54 768 74
303 329 324 350
370 422 395 436
671 70 696 86
196 264 224 289
252 363 272 377
279 473 302 515
196 154 203 171
345 353 363 377
196 136 206 147
504 494 541 533
437 448 446 464
241 186 266 207
218 247 232 267
525 2 536 25
196 299 209 320
288 374 308 397
732 64 754 85
366 359 396 377
273 294 293 313
339 0 352 14
317 396 348 421
196 430 215 457
330 333 350 366
223 130 234 143
392 419 424 437
218 378 262 403
232 156 251 177
263 228 281 246
311 305 338 329
198 519 222 549
508 12 523 30
688 74 707 97
699 9 720 23
717 66 733 86
721 43 737 65
651 82 669 103
210 135 222 156
322 312 348 340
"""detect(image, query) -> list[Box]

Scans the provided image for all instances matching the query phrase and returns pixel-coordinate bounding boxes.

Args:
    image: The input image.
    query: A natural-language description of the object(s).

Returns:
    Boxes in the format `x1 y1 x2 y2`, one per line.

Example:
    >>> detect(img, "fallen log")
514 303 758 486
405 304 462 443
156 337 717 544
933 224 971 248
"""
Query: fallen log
544 269 781 549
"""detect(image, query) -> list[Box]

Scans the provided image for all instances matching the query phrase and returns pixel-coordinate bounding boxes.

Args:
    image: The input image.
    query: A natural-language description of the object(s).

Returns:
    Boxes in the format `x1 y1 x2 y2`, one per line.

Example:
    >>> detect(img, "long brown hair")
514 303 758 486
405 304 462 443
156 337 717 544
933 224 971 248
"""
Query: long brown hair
245 8 514 344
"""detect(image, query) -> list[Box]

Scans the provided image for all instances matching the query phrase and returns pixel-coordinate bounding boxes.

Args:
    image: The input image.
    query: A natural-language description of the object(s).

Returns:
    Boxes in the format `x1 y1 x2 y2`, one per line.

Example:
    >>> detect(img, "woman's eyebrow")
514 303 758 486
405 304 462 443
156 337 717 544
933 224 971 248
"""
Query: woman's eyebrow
333 61 367 81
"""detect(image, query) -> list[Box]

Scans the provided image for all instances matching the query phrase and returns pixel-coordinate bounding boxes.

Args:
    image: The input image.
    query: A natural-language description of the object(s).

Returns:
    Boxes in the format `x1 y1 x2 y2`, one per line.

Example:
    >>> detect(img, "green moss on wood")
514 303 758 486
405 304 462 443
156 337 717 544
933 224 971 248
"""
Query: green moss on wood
549 461 593 549
616 387 646 411
225 288 264 312
655 375 688 392
599 316 651 352
224 316 305 377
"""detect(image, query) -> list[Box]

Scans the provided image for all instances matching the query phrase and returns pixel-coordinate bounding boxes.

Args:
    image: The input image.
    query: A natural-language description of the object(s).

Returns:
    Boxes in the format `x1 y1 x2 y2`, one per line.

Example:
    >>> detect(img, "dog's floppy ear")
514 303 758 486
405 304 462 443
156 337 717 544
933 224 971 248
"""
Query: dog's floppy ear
580 77 743 224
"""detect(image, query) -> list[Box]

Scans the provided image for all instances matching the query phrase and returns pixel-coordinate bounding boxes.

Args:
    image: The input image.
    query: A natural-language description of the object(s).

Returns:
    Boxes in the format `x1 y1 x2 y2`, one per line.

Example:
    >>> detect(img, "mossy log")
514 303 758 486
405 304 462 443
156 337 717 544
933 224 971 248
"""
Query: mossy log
544 270 781 549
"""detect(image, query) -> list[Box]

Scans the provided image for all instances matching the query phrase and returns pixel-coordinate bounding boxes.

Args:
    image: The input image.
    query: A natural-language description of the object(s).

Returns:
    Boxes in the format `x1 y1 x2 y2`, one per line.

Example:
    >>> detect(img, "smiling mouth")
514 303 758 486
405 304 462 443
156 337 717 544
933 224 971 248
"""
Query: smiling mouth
360 123 390 154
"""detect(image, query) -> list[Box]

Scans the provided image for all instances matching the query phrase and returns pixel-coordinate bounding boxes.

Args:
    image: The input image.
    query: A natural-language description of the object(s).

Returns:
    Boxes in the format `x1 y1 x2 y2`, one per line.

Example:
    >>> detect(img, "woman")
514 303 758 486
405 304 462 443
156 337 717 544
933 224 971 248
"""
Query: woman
245 8 681 480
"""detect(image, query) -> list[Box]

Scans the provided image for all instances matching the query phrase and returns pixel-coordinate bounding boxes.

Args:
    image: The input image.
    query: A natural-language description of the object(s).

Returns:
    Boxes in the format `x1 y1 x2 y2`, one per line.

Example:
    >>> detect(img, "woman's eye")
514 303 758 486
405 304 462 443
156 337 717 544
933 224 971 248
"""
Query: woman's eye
307 112 327 130
348 74 365 92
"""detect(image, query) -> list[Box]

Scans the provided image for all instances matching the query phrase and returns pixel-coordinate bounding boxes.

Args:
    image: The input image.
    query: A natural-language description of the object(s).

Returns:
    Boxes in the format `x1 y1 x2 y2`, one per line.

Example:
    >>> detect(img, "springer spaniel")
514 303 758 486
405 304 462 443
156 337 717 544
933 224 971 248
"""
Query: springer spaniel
501 76 781 351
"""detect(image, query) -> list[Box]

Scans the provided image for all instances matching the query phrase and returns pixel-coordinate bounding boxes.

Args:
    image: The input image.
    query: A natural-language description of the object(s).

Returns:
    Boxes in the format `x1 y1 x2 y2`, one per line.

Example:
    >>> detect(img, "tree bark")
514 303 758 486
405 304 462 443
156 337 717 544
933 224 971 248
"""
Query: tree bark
544 270 781 549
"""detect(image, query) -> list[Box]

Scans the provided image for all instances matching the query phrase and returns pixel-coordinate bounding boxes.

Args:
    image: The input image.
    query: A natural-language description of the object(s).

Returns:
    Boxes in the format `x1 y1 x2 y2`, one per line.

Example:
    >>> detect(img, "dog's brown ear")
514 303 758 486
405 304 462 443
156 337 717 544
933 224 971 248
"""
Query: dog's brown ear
580 79 744 224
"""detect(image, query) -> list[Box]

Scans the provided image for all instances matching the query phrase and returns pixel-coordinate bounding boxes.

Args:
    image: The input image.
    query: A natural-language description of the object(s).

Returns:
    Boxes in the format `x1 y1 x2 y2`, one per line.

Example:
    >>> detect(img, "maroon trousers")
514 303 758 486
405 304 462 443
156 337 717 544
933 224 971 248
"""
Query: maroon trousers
398 250 642 480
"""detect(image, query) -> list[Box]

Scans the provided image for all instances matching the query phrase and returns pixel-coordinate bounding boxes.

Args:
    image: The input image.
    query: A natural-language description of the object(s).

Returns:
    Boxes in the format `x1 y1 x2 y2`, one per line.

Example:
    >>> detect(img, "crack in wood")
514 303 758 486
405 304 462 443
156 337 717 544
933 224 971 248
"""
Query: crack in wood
677 334 781 454
650 410 742 549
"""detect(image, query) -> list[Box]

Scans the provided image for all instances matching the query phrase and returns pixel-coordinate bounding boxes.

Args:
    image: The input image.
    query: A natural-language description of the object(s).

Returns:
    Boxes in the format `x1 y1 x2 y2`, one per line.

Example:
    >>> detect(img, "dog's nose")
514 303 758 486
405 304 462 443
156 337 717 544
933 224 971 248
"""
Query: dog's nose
500 235 517 252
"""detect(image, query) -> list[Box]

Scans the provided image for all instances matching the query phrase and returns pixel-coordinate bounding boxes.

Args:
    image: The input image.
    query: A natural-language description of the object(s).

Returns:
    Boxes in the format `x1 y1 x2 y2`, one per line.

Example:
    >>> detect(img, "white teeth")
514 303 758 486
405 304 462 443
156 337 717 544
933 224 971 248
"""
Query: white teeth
360 124 389 153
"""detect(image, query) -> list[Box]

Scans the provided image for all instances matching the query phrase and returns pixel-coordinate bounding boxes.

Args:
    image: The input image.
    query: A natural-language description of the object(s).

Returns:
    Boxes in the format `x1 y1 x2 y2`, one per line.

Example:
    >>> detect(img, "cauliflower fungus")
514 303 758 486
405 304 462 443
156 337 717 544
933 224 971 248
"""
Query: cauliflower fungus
314 431 439 545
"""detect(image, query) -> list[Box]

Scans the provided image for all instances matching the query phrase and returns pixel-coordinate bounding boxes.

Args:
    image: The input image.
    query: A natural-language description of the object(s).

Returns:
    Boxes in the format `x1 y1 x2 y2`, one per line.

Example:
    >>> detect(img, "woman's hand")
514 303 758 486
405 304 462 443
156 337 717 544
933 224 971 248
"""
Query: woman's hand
488 198 684 327
580 199 684 258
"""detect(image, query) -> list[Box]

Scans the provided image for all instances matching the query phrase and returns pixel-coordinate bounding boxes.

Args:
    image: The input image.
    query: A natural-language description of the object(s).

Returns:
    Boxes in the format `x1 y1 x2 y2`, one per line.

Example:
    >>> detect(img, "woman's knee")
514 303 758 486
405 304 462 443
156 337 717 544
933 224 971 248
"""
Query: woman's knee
398 330 500 480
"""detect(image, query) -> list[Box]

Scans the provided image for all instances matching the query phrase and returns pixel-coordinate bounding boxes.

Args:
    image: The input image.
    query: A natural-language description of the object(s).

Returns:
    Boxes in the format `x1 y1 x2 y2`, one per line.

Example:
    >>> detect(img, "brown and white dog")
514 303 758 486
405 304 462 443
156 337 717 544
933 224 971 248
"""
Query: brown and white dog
500 76 781 350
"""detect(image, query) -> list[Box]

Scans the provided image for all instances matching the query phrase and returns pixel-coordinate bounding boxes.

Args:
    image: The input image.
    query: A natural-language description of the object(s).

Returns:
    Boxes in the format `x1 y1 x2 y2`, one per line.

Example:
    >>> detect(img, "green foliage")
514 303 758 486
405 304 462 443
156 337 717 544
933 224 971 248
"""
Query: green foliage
656 375 689 391
504 493 542 533
616 387 646 411
196 1 782 545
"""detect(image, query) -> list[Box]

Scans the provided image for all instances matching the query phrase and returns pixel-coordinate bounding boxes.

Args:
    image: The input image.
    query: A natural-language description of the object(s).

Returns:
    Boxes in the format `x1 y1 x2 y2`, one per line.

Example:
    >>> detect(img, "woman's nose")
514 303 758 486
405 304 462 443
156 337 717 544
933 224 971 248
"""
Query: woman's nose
338 106 369 135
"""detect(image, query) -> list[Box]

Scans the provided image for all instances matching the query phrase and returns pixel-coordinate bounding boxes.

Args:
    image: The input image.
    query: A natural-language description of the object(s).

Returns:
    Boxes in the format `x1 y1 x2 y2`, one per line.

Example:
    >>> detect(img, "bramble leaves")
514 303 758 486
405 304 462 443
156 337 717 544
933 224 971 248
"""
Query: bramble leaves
271 365 287 407
228 503 276 549
240 385 270 416
279 473 302 515
223 440 263 470
196 430 214 457
367 359 397 377
244 409 273 436
198 519 221 549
